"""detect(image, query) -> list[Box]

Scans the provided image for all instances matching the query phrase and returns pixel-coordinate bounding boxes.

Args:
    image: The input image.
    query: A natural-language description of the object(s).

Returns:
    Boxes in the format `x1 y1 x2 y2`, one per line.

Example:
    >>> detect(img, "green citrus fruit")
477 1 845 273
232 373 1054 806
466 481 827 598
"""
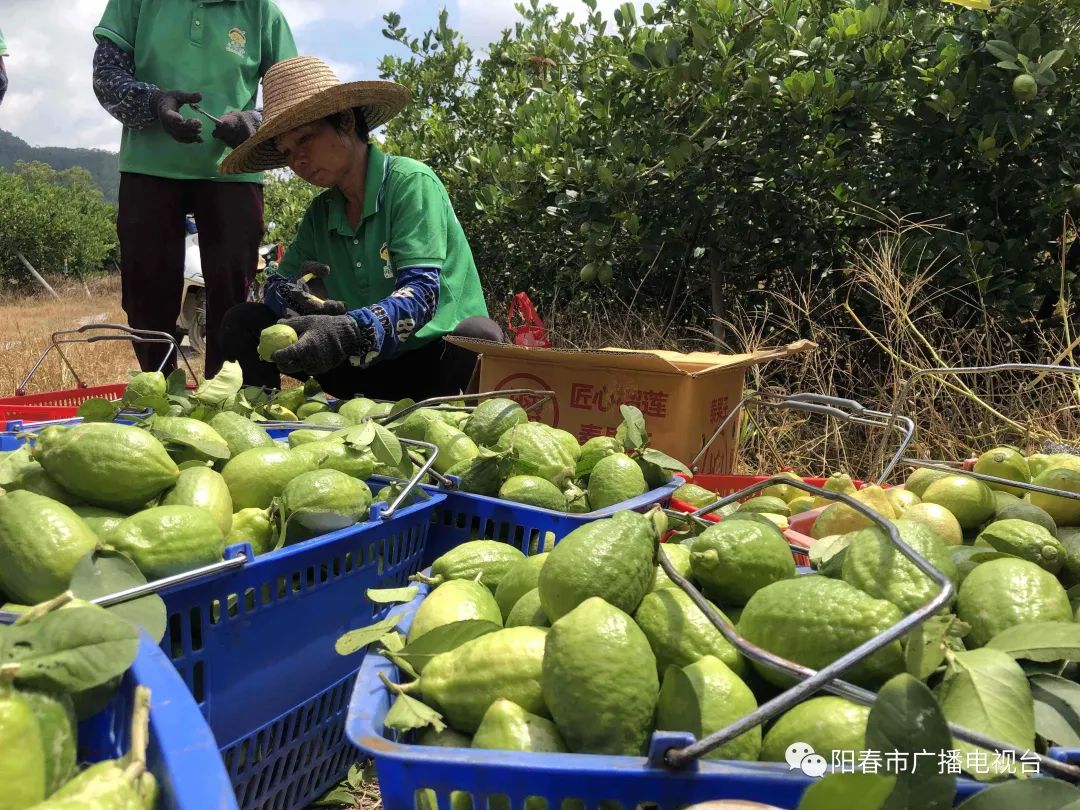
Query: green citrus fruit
1012 73 1038 102
690 519 796 606
760 696 870 763
920 475 996 530
258 324 298 362
900 502 963 546
957 557 1072 647
1029 468 1080 526
905 468 952 498
841 519 958 613
973 447 1030 497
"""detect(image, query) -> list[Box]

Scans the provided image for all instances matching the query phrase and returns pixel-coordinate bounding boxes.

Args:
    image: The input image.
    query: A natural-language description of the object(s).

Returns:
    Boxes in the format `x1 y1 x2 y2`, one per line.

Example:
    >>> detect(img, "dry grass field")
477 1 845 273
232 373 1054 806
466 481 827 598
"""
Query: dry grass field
0 275 146 395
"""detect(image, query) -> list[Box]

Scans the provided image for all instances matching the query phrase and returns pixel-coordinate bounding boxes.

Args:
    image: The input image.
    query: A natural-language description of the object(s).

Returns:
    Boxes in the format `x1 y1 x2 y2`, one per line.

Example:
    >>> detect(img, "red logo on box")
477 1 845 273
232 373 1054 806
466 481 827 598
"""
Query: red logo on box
493 372 559 426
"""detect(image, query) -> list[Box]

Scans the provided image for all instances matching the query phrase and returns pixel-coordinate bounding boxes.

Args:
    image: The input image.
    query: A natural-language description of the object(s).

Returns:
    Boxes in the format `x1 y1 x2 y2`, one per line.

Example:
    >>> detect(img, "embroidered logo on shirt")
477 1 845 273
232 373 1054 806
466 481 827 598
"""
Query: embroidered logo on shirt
226 28 248 58
380 242 393 279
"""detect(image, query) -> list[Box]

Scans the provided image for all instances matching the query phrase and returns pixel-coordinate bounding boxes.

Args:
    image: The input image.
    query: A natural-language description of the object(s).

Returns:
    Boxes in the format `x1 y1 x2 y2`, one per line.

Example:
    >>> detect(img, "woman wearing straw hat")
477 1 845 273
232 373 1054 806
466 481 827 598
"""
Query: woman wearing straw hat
219 56 502 400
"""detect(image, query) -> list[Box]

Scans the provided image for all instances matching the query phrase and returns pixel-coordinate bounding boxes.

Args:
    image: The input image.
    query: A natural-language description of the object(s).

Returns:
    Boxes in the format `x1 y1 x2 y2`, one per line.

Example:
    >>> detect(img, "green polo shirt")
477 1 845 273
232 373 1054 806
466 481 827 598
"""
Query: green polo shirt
94 0 296 183
278 145 489 352
0 28 8 57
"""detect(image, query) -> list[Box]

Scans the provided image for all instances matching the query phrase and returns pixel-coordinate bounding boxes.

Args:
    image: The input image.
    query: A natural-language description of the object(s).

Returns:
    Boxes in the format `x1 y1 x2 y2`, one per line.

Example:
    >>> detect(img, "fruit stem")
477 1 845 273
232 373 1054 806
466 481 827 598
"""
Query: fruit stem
126 686 151 773
0 662 19 689
408 574 442 587
378 671 418 695
14 590 74 625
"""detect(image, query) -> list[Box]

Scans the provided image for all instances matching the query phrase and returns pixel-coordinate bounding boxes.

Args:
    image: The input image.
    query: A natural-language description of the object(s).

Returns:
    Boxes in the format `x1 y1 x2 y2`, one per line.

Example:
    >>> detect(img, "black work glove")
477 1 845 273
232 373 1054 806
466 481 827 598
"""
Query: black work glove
212 111 258 149
271 314 373 376
281 261 348 316
154 89 203 143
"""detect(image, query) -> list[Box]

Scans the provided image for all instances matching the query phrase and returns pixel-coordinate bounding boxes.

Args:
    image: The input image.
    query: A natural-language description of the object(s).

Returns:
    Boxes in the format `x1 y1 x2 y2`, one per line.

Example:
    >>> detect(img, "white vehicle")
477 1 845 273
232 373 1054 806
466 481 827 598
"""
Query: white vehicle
177 220 206 354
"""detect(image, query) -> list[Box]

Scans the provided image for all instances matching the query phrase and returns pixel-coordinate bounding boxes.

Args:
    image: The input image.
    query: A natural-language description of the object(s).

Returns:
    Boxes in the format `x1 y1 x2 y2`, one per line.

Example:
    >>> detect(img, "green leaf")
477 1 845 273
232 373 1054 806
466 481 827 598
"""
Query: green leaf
954 778 1080 808
1029 673 1080 747
166 369 189 396
153 432 231 462
1040 49 1066 70
629 52 651 71
76 398 120 423
381 632 406 653
0 605 140 693
906 615 968 681
986 41 1018 62
619 404 647 449
384 691 445 733
797 773 896 810
311 786 356 807
341 422 377 449
986 622 1080 662
387 399 416 421
944 0 990 10
129 395 171 415
69 549 167 644
810 534 853 569
366 586 419 604
372 424 404 467
639 447 691 475
193 361 243 405
334 614 403 656
394 620 501 674
866 673 955 810
303 378 324 398
937 648 1036 780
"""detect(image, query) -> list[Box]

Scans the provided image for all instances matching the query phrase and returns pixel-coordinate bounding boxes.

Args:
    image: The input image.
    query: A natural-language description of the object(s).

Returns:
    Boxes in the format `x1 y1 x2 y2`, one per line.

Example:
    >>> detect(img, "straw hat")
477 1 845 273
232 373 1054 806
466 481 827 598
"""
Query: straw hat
219 56 411 175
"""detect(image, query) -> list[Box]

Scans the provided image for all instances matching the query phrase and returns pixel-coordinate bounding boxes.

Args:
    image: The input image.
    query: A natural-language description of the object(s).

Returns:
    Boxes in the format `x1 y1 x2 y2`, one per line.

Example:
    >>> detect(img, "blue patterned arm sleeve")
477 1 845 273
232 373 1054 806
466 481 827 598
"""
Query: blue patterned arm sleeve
92 37 160 129
0 59 7 107
347 266 441 367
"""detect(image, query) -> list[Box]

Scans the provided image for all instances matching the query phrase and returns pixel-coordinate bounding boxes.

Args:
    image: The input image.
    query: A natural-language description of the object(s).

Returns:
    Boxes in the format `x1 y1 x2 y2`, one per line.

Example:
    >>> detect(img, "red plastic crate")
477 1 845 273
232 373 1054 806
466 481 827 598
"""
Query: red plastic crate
0 383 127 425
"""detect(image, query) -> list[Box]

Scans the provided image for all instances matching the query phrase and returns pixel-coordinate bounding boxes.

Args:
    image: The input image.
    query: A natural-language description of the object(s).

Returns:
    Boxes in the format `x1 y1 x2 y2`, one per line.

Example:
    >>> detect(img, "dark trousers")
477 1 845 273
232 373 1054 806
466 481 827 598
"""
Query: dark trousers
220 303 505 400
117 172 264 376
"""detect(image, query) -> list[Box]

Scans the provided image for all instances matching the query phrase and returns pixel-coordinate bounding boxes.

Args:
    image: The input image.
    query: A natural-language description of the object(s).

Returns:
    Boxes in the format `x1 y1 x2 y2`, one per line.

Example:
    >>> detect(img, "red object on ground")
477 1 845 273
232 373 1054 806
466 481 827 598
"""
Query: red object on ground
506 292 551 348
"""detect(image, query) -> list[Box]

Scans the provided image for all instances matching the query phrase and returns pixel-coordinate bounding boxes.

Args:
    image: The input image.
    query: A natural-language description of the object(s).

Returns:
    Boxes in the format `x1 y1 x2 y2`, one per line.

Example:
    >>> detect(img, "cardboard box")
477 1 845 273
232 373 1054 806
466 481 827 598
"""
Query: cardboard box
448 338 816 474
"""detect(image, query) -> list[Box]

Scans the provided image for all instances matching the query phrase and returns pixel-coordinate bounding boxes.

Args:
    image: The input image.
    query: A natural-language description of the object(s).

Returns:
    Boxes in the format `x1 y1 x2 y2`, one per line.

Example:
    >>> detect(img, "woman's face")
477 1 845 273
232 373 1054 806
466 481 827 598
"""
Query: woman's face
276 118 358 188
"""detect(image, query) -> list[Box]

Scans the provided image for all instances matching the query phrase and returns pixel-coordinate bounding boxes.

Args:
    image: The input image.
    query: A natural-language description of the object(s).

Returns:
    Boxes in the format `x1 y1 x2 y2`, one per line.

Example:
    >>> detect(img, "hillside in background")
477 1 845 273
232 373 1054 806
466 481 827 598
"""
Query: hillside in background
0 128 118 203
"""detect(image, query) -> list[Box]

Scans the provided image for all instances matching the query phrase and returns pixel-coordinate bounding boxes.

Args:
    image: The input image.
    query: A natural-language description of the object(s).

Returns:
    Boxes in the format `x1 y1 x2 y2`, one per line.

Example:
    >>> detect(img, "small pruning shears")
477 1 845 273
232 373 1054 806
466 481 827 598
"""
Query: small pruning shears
189 103 223 126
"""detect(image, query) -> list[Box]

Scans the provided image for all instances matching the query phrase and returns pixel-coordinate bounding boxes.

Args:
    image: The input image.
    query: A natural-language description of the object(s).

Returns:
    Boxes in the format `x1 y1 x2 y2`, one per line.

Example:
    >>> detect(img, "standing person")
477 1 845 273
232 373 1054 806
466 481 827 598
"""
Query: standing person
0 27 9 108
92 1 297 375
219 57 503 401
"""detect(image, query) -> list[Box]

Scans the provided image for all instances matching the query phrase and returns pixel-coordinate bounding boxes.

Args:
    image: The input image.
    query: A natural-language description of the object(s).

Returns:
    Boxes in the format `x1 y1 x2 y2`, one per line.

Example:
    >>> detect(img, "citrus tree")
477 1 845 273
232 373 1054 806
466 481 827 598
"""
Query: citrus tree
0 161 117 283
377 0 1080 334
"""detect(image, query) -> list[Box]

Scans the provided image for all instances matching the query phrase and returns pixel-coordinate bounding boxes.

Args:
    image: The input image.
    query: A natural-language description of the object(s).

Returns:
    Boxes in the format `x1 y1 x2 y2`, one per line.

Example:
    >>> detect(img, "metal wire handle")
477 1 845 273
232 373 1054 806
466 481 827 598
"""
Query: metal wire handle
657 475 1080 782
690 390 915 484
17 323 198 395
890 364 1080 503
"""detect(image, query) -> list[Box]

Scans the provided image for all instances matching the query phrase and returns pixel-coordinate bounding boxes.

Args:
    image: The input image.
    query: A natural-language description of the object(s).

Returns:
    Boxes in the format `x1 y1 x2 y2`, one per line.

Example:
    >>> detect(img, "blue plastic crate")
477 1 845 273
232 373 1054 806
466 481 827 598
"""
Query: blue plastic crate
158 491 445 810
76 633 239 810
422 479 680 564
347 586 1080 810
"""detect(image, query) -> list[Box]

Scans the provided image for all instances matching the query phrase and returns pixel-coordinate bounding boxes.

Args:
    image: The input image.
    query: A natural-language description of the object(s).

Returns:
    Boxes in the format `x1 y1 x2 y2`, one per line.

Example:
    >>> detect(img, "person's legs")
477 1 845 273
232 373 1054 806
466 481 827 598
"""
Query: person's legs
117 173 187 372
314 339 443 401
219 302 282 389
436 316 505 396
192 181 264 377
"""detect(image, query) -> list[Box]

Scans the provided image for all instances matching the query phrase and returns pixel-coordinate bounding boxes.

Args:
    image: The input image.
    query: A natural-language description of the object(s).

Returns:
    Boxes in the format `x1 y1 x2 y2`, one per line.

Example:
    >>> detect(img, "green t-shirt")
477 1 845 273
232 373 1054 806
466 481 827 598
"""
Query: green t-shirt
278 145 489 351
0 28 9 57
94 0 297 183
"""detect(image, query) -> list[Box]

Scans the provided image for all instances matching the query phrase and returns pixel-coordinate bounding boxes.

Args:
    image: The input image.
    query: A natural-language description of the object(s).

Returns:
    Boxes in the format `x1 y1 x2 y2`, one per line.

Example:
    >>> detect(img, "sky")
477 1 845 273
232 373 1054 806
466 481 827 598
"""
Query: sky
0 0 630 152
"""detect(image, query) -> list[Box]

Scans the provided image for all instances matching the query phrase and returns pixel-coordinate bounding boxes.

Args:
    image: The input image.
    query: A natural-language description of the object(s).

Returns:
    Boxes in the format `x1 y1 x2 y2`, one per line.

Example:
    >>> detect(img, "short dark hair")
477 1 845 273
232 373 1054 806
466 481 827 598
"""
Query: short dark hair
325 106 369 143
